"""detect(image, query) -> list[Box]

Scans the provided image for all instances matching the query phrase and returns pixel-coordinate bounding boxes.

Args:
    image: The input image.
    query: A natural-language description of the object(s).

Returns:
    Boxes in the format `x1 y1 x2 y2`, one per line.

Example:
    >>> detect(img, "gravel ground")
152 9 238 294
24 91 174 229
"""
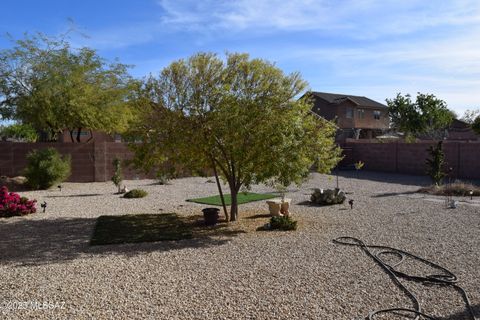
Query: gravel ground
1 171 479 320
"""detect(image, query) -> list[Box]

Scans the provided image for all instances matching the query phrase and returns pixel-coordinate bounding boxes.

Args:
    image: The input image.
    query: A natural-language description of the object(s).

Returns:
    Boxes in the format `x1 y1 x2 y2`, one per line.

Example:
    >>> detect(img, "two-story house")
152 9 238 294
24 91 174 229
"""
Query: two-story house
305 91 389 142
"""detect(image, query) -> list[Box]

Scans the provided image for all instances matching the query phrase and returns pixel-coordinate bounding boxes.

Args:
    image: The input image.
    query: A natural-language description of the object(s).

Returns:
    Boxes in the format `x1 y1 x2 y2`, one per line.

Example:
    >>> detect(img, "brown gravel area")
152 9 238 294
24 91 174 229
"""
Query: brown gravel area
1 172 479 319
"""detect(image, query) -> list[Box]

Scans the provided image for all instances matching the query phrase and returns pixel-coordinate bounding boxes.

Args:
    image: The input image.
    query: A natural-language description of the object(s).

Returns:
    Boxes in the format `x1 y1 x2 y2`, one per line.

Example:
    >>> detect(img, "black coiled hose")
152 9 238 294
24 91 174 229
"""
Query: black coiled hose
332 236 477 320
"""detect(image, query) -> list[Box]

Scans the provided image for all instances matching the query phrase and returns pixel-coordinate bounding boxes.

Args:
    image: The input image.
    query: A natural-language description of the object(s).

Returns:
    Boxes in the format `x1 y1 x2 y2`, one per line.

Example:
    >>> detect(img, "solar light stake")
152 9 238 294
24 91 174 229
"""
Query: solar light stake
348 199 354 209
469 190 473 200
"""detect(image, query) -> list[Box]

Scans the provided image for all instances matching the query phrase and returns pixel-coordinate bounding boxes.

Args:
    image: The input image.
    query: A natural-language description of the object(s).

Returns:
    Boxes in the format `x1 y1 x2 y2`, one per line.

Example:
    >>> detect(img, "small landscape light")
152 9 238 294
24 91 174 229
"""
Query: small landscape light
348 199 354 209
57 185 62 191
41 201 47 213
469 190 473 200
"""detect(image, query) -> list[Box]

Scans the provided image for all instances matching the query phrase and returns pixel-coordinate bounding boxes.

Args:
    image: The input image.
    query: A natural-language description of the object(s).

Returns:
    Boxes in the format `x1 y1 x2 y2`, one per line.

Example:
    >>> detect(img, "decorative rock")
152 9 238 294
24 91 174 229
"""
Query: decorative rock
310 188 346 205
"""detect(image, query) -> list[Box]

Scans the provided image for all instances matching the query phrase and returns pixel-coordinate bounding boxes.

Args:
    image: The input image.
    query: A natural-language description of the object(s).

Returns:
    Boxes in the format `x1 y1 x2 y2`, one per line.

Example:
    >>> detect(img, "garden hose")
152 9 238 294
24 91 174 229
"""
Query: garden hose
332 236 477 320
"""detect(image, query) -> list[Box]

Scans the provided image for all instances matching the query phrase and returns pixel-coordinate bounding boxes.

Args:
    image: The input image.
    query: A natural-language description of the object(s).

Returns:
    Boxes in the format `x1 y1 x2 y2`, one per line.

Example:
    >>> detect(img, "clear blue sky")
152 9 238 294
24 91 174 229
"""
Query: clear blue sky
1 0 479 116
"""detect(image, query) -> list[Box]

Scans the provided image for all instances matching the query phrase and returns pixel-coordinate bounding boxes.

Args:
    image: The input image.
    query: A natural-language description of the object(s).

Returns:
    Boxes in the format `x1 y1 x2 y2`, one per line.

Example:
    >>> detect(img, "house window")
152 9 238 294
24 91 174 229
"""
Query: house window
373 110 381 120
357 109 365 119
346 107 353 119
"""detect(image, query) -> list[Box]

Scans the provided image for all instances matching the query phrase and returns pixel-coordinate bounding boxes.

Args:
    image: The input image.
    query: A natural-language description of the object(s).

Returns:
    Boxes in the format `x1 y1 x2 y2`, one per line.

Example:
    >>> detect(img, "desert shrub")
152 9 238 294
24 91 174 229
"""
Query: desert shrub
123 189 148 198
269 216 297 231
156 173 171 185
111 158 123 192
425 141 447 186
24 148 71 190
0 123 38 142
418 182 480 197
0 186 37 217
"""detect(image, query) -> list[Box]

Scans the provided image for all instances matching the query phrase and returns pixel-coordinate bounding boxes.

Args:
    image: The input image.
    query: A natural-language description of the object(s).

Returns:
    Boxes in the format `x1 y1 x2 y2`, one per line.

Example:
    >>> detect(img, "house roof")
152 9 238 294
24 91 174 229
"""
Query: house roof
309 91 387 109
449 118 471 130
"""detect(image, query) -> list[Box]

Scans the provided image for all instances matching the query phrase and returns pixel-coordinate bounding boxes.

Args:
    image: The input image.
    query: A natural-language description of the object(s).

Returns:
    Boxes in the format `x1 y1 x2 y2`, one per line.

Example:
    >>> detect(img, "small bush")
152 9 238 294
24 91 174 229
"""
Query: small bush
0 186 37 217
269 216 297 231
123 189 148 198
156 173 170 185
419 182 480 197
111 158 123 192
24 148 71 190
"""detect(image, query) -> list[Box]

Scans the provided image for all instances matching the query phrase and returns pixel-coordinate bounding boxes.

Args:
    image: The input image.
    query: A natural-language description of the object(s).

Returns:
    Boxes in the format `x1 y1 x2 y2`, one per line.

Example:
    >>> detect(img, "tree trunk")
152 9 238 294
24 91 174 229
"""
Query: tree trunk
229 184 238 222
212 162 228 222
50 128 56 141
86 129 94 142
69 130 75 143
76 127 82 143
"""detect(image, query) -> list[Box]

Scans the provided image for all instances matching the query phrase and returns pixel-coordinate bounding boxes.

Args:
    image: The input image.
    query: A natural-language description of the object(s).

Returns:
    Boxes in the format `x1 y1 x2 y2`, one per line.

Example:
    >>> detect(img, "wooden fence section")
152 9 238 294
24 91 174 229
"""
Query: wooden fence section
342 141 480 179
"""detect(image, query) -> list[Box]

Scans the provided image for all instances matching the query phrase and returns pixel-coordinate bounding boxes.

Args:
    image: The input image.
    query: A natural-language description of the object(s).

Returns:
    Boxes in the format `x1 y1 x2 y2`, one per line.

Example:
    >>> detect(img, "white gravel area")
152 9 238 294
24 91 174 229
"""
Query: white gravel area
1 172 479 319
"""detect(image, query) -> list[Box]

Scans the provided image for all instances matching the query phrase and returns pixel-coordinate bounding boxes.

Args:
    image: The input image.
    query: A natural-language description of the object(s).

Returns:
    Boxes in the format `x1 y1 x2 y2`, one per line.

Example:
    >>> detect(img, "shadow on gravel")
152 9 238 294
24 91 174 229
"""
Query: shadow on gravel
0 216 242 267
244 214 271 220
297 200 316 206
371 191 419 198
296 201 348 210
45 193 103 198
440 304 480 320
335 170 431 186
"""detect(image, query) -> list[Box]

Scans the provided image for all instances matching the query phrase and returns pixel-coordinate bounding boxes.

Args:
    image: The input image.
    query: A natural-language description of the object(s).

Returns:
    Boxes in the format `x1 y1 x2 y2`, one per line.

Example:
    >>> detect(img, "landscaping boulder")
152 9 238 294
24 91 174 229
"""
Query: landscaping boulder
0 176 28 191
311 188 346 205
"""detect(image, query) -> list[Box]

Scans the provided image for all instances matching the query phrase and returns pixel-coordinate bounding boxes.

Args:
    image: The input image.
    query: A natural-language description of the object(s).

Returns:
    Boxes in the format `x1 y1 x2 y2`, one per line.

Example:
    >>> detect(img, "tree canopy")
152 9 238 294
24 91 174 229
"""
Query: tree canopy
0 33 135 141
472 116 480 135
460 109 480 124
386 93 454 139
0 123 38 142
128 52 341 221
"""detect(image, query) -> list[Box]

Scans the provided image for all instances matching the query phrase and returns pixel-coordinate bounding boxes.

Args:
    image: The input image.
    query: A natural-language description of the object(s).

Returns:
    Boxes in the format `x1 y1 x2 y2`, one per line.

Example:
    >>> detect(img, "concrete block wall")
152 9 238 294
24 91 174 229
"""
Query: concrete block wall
343 141 480 179
0 142 147 182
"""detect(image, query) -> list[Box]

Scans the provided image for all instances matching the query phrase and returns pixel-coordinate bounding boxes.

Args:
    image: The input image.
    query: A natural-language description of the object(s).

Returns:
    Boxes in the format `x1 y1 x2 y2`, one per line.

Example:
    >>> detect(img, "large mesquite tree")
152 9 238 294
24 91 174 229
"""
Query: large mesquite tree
129 53 341 221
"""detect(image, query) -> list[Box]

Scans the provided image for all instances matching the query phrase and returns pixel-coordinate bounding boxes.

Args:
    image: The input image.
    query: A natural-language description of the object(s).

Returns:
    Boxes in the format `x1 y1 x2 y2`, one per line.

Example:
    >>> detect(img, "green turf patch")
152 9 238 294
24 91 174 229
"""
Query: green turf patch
90 213 192 245
186 192 277 206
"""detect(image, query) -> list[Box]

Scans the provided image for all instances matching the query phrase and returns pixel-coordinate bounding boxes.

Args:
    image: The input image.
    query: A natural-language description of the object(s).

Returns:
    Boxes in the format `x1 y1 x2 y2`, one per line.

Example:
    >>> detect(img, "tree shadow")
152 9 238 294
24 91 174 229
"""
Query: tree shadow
0 215 243 267
439 304 480 320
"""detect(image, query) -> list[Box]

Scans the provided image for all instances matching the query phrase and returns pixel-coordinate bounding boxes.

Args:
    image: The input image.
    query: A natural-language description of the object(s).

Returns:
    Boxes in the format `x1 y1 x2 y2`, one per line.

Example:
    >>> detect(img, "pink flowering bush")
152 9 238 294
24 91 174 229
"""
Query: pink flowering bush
0 186 37 218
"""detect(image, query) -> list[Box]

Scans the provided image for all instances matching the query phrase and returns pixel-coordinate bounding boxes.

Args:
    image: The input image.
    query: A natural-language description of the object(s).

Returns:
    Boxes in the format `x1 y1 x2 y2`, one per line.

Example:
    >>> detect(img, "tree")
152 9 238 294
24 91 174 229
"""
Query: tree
111 158 123 193
0 33 134 142
461 109 480 124
386 93 454 139
0 123 38 142
128 53 341 221
472 116 480 135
